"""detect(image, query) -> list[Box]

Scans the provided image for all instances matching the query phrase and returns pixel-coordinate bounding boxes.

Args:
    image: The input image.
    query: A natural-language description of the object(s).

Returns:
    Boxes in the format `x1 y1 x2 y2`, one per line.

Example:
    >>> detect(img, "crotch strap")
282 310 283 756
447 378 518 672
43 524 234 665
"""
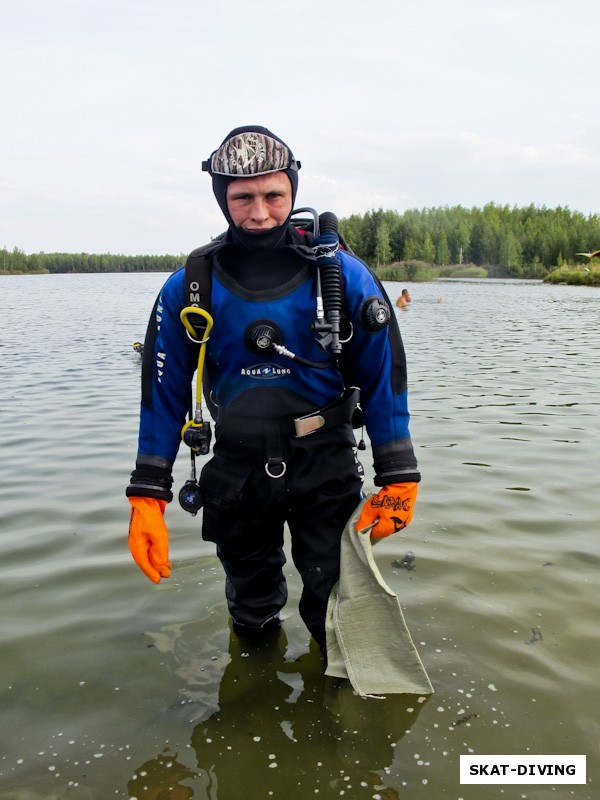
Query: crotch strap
263 423 285 480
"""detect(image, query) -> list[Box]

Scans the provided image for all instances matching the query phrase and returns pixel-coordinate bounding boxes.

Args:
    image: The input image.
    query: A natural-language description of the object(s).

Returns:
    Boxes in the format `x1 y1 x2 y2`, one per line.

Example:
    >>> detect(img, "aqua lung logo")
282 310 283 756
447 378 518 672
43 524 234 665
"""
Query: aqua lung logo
241 363 291 379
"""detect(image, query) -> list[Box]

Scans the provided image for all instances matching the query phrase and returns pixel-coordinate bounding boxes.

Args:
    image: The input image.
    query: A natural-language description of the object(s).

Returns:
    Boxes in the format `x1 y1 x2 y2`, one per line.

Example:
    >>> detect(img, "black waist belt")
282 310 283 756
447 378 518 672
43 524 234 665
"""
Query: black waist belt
217 388 359 441
292 387 359 437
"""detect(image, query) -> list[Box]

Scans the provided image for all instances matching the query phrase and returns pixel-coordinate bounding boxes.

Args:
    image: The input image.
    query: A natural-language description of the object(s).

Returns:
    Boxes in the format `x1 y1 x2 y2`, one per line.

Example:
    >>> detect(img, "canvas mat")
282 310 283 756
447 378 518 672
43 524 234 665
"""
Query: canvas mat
325 498 434 696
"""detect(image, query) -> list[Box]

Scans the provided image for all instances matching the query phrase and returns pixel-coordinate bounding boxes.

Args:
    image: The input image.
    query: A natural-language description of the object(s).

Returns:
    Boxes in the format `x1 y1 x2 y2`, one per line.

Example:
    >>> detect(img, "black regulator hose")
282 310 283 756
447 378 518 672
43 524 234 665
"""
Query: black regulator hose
245 319 332 369
318 212 343 358
319 211 338 235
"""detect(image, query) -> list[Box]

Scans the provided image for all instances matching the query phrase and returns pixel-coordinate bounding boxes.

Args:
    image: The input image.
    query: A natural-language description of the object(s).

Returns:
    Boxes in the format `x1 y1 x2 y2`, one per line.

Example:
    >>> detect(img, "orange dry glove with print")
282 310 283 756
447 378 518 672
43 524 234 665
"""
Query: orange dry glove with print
356 482 418 539
128 497 172 583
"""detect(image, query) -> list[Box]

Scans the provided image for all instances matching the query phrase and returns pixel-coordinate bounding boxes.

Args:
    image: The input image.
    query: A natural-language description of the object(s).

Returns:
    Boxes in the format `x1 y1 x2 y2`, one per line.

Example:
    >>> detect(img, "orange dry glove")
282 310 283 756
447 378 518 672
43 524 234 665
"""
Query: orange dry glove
356 482 418 539
128 497 172 583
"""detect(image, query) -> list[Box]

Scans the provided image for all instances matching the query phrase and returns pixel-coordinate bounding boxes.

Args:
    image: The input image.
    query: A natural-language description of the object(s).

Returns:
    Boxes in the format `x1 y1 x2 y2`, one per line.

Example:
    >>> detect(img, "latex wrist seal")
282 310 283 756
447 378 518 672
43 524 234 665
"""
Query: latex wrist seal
126 455 174 502
373 443 421 487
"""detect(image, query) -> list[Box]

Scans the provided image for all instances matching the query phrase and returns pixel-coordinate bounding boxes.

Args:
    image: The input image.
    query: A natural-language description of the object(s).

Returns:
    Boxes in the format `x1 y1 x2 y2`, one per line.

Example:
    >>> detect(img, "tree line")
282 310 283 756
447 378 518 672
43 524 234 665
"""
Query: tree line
3 203 600 278
0 248 185 275
339 203 600 279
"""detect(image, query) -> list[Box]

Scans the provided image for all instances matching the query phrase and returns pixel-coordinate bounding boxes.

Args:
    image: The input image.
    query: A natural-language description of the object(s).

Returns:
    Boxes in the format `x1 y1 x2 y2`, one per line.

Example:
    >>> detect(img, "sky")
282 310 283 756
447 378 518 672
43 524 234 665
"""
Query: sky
2 0 600 255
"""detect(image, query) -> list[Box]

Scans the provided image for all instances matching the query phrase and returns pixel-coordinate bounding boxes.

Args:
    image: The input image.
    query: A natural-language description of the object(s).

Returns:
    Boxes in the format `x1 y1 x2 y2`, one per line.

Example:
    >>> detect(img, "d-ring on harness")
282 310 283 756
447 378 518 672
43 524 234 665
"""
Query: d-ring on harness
265 426 287 481
265 459 287 479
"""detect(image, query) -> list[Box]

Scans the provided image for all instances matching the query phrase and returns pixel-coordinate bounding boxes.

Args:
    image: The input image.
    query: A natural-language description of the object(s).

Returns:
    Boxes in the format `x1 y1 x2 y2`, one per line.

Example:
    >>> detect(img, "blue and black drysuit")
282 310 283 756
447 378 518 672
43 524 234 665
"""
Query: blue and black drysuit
127 227 420 647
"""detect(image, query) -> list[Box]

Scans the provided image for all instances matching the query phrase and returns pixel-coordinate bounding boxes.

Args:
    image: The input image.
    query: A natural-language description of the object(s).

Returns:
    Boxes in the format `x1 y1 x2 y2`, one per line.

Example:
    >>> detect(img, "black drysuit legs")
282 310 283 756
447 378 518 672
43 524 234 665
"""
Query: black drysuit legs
199 420 363 649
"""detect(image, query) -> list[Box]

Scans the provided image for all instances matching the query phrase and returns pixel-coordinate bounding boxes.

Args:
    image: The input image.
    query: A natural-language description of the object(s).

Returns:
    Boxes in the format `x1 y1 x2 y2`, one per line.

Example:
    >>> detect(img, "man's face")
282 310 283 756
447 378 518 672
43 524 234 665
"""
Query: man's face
226 172 292 233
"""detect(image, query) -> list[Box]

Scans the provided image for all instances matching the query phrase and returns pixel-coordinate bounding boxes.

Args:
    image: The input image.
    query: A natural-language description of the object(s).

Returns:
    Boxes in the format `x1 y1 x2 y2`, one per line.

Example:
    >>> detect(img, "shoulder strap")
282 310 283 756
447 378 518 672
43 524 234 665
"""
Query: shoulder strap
184 239 223 312
182 239 225 422
183 238 224 338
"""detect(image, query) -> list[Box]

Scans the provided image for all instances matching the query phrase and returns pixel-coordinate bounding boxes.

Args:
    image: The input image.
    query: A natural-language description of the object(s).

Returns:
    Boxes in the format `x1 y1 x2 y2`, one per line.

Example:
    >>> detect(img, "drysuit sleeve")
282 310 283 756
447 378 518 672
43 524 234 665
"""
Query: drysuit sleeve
340 252 420 487
126 269 198 502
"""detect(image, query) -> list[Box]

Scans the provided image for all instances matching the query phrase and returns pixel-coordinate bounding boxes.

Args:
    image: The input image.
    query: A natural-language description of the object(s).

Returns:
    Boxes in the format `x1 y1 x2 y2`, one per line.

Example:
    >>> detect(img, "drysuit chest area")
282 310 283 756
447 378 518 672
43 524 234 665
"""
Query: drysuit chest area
204 272 345 409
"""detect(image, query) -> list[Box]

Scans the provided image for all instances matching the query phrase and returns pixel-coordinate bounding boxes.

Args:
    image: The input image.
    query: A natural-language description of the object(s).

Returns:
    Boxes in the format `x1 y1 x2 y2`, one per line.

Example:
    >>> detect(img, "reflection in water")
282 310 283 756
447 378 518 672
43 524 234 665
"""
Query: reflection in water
129 626 428 799
129 753 196 800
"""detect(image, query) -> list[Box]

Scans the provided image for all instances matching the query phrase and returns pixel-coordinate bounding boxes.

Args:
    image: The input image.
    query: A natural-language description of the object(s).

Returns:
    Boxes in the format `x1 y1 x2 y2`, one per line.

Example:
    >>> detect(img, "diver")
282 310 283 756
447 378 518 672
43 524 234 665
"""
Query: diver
126 125 420 655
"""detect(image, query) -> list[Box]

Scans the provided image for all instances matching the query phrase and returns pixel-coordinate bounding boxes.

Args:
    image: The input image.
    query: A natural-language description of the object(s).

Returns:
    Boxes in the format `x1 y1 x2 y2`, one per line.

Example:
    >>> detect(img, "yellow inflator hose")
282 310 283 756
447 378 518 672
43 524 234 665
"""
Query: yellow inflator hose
180 306 214 432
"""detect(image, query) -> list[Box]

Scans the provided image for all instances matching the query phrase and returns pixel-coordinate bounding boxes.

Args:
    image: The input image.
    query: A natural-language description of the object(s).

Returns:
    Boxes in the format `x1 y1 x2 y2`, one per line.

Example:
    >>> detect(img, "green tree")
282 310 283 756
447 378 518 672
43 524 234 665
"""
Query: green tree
497 229 522 272
403 238 420 260
419 232 436 263
435 232 451 265
374 221 393 266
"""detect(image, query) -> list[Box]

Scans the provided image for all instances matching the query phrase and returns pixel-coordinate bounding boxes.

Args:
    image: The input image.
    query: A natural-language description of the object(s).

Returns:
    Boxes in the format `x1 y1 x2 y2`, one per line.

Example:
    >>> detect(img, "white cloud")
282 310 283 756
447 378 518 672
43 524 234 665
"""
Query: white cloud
2 0 600 253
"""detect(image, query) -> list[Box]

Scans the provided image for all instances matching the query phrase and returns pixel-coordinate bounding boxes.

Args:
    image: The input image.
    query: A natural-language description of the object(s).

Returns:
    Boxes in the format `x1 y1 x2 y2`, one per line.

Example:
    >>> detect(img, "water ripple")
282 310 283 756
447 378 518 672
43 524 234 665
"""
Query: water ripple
1 275 599 798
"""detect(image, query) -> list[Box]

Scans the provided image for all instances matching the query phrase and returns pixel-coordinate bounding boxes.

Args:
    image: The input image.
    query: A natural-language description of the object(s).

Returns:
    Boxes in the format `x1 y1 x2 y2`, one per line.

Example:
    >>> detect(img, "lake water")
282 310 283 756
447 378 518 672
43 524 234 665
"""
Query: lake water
1 273 598 800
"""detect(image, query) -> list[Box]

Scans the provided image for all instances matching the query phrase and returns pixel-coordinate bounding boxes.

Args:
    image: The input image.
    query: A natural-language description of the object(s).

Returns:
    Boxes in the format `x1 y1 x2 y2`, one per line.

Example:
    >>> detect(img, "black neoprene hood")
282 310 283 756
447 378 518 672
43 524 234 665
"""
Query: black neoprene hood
205 125 300 251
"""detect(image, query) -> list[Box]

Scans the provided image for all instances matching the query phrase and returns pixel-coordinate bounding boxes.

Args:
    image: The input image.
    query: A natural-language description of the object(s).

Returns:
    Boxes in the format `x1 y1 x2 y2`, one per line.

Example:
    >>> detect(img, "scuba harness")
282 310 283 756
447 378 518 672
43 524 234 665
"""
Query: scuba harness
181 208 350 348
177 209 369 515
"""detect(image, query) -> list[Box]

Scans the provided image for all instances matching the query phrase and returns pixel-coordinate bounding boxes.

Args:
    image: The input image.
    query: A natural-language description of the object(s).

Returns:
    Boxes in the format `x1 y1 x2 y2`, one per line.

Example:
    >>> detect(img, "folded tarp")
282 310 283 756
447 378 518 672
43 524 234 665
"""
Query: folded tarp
325 498 434 696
